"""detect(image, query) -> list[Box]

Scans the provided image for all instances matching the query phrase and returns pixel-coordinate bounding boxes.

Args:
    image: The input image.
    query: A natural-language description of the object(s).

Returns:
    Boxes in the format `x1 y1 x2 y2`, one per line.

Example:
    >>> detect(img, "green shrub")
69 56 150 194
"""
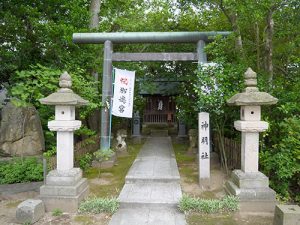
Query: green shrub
178 194 239 213
79 153 93 171
260 116 300 202
93 149 115 162
0 157 43 184
79 197 119 214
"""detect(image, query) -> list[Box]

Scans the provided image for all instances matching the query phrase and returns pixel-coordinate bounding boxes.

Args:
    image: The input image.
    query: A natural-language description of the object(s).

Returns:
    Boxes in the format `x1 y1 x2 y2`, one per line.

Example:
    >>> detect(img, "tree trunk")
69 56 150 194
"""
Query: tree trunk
216 123 229 174
88 0 101 134
265 7 275 85
255 22 260 70
89 0 101 30
218 1 244 56
230 13 243 52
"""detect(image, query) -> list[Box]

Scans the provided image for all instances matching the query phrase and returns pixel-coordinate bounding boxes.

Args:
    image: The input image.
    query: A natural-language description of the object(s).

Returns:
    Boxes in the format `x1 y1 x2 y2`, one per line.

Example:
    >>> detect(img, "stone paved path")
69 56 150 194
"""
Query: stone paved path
109 137 186 225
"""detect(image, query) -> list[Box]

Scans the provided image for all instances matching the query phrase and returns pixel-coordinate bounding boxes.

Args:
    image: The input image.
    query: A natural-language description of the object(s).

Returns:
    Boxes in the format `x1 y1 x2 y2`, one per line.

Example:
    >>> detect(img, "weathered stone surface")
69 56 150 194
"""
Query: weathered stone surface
16 199 45 224
132 111 141 137
40 168 89 212
187 129 197 154
116 129 127 153
231 170 269 188
273 204 300 225
178 120 187 137
0 102 45 156
0 85 8 110
92 153 117 169
227 68 278 106
225 169 277 213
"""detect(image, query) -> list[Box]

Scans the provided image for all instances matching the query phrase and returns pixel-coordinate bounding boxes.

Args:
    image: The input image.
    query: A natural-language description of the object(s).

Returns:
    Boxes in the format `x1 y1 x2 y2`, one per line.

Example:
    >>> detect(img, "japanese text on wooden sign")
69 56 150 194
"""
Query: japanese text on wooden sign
112 68 135 118
198 112 210 179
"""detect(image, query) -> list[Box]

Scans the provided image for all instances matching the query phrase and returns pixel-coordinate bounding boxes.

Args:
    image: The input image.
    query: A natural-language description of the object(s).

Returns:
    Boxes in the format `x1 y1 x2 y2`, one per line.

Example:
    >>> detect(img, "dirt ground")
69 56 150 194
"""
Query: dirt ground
0 191 111 225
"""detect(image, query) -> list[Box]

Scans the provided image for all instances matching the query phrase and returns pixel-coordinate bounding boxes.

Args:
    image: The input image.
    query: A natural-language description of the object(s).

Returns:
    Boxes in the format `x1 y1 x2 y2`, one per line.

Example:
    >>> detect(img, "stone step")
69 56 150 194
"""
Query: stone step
125 158 180 183
151 129 169 137
118 182 182 208
109 207 186 225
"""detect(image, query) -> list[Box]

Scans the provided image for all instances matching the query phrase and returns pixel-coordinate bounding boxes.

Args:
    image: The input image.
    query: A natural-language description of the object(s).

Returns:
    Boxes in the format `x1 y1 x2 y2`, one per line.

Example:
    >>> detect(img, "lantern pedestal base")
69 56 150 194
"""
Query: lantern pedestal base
39 168 89 212
225 169 276 213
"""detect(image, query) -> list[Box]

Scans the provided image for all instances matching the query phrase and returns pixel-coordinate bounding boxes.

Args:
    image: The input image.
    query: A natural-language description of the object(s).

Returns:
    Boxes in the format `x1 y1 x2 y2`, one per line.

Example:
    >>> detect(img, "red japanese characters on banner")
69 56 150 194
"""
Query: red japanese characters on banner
112 68 135 118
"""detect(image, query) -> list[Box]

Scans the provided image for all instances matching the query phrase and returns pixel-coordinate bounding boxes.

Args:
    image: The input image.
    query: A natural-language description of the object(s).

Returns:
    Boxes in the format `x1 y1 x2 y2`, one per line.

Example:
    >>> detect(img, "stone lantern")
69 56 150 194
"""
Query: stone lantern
225 68 278 212
39 72 89 212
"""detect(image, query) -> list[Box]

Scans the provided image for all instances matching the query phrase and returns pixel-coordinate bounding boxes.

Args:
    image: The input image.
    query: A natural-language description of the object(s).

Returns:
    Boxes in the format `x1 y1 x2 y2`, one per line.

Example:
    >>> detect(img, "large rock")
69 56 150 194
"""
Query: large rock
0 85 8 110
0 102 45 156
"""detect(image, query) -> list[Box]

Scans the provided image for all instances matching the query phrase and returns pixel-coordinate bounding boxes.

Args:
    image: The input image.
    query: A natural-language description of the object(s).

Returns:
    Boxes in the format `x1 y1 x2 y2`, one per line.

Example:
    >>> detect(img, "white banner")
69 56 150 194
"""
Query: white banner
112 68 135 118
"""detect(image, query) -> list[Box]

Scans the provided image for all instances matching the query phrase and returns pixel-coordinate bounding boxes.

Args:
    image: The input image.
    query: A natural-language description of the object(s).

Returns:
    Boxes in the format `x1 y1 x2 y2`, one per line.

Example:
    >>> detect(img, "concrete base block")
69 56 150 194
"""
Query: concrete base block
40 168 89 212
151 129 168 137
239 200 276 214
46 168 82 186
131 136 142 144
225 169 276 213
40 186 88 212
92 153 116 169
273 204 300 225
231 170 269 188
16 199 45 224
40 178 87 196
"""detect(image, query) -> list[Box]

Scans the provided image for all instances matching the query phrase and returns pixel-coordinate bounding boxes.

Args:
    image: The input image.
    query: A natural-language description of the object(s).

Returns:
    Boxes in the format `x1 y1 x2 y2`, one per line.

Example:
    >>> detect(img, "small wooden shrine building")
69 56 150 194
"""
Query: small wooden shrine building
139 80 182 125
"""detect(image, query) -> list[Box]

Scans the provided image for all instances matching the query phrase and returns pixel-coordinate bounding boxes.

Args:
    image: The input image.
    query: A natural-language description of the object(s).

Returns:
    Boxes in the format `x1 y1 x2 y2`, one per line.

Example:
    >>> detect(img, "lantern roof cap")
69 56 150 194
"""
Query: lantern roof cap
39 72 89 106
227 68 278 106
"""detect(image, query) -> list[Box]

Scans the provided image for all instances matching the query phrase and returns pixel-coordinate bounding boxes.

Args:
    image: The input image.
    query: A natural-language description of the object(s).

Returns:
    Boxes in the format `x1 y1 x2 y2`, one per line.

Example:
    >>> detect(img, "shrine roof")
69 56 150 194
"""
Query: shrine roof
139 80 183 96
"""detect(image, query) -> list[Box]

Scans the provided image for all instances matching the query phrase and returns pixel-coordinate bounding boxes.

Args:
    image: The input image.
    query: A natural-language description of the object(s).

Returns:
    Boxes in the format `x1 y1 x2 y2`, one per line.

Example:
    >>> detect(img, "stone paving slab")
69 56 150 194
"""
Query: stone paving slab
109 207 186 225
118 181 182 207
126 157 180 182
109 136 186 225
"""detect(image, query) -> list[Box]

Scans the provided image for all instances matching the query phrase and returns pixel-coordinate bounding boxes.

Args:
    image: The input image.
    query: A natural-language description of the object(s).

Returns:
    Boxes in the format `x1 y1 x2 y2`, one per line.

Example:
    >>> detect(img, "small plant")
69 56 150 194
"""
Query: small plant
52 208 63 216
22 222 31 225
79 197 119 214
79 153 93 170
178 194 239 213
93 149 115 162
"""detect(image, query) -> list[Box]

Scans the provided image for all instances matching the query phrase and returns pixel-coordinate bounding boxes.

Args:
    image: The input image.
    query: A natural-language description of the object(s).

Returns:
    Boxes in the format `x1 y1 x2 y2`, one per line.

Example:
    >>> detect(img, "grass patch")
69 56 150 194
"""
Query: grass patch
74 215 93 224
5 200 22 208
79 197 119 214
173 143 195 164
179 166 198 183
84 141 144 197
179 194 239 213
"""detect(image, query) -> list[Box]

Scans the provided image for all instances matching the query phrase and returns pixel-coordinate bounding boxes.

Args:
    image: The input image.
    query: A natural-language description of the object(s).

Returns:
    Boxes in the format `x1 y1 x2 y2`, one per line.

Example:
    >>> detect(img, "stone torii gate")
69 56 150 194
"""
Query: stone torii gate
72 32 230 150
